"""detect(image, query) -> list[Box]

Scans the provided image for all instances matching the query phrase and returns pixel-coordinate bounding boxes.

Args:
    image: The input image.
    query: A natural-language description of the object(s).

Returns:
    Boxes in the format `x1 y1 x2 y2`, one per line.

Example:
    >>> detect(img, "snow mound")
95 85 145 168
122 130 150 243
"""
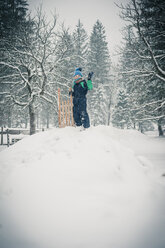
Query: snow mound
0 126 164 248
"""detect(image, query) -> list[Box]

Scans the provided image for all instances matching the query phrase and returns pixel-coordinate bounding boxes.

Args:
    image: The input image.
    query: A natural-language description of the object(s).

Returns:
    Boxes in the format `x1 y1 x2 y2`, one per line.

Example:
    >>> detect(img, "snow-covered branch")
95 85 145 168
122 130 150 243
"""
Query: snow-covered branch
132 99 165 111
135 115 165 122
0 92 11 95
0 62 28 84
132 0 165 82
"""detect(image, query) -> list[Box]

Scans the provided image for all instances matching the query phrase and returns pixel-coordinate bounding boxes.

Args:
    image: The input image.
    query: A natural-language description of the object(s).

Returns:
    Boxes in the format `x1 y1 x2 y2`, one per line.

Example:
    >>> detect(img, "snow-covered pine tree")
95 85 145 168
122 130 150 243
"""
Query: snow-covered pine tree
114 26 158 131
117 0 165 135
115 26 144 129
87 20 111 125
0 0 29 127
73 20 88 74
112 89 131 129
139 0 165 135
55 26 75 98
0 0 28 39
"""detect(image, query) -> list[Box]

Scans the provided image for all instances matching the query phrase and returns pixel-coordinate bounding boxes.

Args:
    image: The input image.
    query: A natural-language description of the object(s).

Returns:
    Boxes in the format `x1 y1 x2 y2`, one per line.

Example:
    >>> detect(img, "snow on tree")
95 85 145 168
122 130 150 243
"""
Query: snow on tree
0 0 29 127
0 9 64 134
112 85 135 130
0 0 28 39
87 20 112 125
54 26 75 99
115 0 165 135
72 19 88 74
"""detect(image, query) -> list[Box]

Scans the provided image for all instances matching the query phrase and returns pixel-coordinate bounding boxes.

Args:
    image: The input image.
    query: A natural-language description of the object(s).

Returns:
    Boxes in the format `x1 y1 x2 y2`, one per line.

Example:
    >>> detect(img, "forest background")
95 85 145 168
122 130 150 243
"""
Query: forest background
0 0 164 136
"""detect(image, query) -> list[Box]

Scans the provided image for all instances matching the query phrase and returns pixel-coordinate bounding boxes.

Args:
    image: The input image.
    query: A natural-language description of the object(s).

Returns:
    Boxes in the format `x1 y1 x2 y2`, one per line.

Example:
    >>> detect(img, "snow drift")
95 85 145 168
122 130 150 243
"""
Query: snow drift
0 126 165 248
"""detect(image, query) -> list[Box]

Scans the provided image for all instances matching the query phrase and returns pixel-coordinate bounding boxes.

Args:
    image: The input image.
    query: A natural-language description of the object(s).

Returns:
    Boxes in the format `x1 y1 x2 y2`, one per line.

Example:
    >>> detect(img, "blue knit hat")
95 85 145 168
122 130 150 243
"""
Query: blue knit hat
74 68 83 79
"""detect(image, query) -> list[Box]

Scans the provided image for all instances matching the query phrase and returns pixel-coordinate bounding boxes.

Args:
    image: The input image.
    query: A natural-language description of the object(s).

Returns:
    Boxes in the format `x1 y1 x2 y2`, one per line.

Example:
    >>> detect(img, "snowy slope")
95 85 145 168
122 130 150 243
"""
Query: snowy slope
0 126 165 248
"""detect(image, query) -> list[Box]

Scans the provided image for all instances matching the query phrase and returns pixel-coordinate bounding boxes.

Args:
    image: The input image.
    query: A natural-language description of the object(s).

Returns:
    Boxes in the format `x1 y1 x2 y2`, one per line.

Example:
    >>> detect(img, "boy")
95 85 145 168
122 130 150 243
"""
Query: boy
70 68 93 129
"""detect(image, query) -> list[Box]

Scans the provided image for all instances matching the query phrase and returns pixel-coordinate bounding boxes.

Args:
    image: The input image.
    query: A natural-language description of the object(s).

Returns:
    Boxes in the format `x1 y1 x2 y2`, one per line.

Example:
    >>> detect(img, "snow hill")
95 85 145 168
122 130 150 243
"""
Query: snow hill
0 126 165 248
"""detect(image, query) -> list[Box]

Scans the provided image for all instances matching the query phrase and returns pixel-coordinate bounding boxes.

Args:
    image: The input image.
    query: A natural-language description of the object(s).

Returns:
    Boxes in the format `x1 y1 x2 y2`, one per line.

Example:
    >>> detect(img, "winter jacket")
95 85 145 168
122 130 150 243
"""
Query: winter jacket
72 79 93 98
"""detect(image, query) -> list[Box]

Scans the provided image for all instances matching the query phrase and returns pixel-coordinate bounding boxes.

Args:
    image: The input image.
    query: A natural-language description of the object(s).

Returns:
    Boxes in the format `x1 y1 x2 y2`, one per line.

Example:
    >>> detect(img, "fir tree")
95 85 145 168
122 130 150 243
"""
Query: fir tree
87 20 111 125
73 20 88 73
117 0 165 135
112 89 131 129
55 27 75 96
0 0 28 39
139 0 165 135
0 0 29 127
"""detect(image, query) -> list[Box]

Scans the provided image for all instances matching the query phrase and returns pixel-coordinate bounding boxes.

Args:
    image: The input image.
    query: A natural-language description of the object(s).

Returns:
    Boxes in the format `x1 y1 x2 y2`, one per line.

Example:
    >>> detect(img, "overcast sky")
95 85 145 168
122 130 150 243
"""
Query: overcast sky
28 0 129 63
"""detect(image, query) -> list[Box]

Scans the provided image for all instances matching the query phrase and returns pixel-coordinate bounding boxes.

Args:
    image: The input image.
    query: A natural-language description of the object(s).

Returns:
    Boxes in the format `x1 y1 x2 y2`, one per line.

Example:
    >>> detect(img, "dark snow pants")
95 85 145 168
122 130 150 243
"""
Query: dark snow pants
73 97 90 128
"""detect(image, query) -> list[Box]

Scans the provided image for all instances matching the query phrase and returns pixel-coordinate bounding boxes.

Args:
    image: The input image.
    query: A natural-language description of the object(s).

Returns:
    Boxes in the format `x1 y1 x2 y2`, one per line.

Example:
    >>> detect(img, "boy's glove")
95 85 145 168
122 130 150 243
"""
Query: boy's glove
88 72 94 80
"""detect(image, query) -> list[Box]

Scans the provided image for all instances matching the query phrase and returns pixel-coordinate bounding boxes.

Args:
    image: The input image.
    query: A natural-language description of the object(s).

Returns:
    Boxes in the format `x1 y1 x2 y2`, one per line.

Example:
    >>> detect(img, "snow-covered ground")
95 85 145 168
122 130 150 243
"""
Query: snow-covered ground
0 126 165 248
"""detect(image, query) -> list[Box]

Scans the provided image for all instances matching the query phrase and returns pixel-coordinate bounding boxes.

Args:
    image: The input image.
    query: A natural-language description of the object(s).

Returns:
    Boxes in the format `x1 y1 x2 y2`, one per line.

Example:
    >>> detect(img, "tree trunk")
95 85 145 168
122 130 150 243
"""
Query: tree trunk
133 122 136 129
46 110 49 129
157 99 164 136
29 103 36 135
158 119 163 136
138 122 144 133
25 118 28 129
36 112 39 129
7 109 12 128
1 127 3 145
107 98 111 126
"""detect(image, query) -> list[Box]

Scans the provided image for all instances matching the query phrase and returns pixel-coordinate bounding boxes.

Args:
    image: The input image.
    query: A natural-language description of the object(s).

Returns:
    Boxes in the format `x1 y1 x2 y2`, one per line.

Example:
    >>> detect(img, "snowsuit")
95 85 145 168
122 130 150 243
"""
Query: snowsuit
72 79 93 128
